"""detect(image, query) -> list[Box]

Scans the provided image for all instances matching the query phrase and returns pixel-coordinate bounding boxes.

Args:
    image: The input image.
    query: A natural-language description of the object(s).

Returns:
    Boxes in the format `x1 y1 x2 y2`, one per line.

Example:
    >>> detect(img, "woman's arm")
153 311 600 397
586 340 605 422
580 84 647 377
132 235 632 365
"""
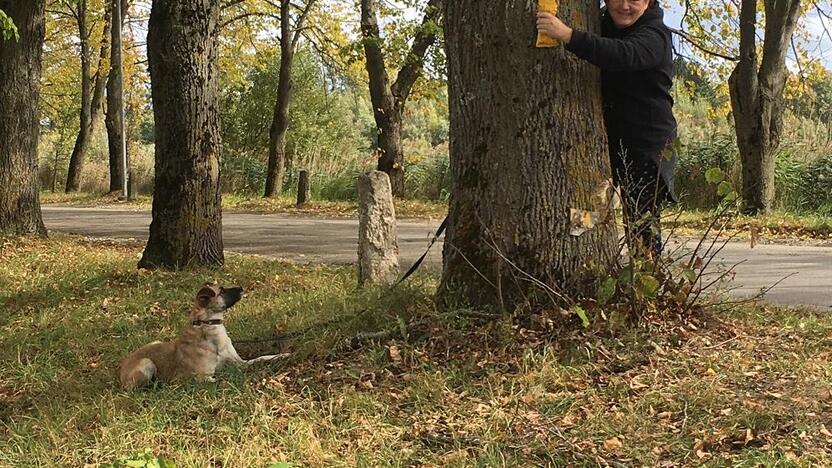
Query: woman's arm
537 12 668 72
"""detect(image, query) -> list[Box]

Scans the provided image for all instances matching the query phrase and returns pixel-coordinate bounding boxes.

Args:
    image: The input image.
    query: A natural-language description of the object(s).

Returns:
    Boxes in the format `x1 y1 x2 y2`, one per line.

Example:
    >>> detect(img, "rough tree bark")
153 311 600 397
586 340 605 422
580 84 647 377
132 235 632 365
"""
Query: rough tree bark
65 0 111 193
138 0 224 269
263 0 316 197
437 1 617 308
106 0 128 193
0 0 47 237
360 0 441 196
729 0 801 214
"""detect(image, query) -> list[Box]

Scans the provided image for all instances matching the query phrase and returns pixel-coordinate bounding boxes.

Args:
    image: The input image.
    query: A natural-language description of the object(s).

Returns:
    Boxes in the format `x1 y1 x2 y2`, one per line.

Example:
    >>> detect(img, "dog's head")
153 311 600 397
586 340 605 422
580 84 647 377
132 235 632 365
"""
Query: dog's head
193 283 244 318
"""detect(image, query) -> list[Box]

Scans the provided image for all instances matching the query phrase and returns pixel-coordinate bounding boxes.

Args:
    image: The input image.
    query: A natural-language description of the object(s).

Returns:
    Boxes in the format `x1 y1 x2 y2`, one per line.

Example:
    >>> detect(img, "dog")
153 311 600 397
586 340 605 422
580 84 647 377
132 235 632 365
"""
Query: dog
119 283 281 389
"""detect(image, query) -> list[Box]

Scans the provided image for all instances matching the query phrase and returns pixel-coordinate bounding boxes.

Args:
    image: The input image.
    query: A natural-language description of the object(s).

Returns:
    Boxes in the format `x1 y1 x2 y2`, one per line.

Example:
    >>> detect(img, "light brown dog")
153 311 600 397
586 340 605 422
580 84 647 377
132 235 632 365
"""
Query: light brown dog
119 283 280 389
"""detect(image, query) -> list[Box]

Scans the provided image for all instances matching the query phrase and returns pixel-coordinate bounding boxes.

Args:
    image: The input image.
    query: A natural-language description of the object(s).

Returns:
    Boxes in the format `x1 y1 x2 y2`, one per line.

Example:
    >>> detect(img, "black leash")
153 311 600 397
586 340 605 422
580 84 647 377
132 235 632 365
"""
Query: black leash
394 216 447 286
235 216 449 345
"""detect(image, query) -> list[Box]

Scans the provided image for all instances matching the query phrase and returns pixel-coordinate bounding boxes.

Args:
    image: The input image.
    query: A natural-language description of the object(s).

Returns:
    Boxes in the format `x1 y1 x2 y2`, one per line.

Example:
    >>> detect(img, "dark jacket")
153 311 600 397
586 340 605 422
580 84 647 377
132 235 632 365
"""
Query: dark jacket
565 4 677 200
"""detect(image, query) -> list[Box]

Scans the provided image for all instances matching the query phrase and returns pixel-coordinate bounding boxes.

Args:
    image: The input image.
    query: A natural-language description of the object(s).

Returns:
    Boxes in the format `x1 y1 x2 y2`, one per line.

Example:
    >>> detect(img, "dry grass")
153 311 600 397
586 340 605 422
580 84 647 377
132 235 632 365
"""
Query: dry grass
1 235 830 466
39 192 448 220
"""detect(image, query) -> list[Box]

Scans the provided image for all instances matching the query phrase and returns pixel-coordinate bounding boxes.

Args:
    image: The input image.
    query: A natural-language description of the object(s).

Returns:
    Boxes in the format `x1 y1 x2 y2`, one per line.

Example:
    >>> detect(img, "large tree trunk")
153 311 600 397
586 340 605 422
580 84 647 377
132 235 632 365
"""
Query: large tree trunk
65 0 111 193
360 0 441 197
263 0 297 198
106 0 128 193
138 0 224 269
729 0 800 214
0 0 47 237
437 1 617 308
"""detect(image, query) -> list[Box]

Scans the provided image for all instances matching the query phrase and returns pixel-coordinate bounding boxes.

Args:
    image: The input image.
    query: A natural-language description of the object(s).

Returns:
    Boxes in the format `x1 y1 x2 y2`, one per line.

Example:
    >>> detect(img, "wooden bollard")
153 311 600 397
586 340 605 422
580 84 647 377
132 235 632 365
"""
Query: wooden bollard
296 170 310 207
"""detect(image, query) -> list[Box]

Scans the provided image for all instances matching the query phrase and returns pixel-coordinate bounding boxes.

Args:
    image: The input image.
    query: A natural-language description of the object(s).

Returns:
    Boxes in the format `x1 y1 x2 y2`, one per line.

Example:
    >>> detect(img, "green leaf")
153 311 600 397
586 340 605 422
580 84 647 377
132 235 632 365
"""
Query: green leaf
682 269 697 284
618 268 633 285
0 9 19 42
635 274 659 297
572 306 590 328
705 167 725 185
717 180 733 197
597 276 617 305
268 463 294 468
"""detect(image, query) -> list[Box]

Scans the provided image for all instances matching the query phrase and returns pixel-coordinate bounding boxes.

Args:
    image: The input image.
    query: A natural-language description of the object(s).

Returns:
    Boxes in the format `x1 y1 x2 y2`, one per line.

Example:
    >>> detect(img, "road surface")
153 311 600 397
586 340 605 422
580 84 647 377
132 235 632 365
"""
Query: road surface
40 206 832 309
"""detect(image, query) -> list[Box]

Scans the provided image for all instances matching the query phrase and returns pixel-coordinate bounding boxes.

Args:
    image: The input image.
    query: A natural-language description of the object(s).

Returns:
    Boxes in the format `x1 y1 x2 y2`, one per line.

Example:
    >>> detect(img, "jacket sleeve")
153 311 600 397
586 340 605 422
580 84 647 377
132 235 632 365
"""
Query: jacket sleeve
565 26 668 72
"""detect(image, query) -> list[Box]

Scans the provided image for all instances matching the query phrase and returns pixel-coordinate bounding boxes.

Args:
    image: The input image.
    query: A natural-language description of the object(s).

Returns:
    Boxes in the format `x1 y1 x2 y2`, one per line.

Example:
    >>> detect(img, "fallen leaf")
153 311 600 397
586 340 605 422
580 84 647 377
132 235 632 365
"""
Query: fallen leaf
820 424 832 438
387 345 402 363
603 437 623 451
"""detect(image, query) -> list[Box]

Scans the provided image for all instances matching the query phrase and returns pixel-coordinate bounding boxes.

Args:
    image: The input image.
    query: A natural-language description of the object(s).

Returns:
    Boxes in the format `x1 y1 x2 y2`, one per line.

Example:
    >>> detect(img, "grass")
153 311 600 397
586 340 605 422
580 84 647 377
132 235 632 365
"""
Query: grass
39 191 448 220
2 235 831 466
667 209 832 243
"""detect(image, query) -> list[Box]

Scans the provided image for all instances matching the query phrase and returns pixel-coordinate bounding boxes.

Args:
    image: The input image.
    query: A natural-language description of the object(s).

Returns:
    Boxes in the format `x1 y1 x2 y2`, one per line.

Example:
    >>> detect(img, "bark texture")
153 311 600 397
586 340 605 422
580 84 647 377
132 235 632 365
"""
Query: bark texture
438 0 617 308
0 0 47 237
106 0 128 193
138 0 224 269
729 0 801 214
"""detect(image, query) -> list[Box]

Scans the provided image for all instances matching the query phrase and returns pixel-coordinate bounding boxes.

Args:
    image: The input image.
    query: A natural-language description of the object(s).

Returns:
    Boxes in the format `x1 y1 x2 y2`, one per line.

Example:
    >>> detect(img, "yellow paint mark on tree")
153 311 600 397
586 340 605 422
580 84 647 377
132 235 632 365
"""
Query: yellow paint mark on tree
536 0 560 48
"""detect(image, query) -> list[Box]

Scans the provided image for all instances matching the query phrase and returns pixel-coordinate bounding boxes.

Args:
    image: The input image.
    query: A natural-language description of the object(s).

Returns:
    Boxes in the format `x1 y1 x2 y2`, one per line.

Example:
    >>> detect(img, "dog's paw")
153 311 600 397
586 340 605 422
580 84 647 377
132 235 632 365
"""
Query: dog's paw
246 353 289 365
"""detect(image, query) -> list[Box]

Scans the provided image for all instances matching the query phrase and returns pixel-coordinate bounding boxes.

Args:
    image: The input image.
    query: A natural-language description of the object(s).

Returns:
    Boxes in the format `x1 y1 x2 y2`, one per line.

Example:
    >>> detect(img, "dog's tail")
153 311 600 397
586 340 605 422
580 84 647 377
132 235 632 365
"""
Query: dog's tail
120 358 157 390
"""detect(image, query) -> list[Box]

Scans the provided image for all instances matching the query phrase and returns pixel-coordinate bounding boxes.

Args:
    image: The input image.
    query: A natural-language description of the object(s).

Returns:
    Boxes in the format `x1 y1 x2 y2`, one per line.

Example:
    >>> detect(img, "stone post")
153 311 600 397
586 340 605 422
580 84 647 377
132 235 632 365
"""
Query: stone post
357 171 399 286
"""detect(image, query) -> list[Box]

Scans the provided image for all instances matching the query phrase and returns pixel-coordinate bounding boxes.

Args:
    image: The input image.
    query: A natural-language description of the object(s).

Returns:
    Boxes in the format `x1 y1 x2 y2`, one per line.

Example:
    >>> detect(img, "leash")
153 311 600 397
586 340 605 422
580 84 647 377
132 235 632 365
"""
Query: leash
234 216 449 345
394 216 447 286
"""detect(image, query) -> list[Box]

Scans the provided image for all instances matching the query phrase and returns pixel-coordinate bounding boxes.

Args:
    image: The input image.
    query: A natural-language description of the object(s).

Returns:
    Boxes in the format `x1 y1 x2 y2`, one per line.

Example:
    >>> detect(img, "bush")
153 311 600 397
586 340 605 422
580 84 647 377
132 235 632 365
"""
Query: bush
795 153 832 213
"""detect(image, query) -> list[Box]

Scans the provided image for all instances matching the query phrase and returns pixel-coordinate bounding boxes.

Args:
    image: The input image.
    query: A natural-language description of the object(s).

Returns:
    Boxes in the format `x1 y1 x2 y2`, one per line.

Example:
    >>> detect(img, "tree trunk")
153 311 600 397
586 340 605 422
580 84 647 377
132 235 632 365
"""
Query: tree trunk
263 0 296 198
360 0 442 197
138 0 224 269
66 0 111 193
729 0 800 214
437 0 617 309
106 0 128 193
0 0 47 237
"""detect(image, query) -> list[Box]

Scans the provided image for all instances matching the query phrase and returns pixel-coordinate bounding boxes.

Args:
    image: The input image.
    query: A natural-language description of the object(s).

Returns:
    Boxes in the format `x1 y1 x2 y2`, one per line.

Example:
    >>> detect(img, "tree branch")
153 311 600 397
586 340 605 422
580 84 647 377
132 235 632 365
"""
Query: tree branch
390 0 442 106
670 27 739 61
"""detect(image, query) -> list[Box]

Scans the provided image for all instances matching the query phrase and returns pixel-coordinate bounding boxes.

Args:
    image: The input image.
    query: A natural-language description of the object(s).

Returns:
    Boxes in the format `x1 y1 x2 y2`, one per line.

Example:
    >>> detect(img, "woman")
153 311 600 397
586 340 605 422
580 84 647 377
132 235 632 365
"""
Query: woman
537 0 677 257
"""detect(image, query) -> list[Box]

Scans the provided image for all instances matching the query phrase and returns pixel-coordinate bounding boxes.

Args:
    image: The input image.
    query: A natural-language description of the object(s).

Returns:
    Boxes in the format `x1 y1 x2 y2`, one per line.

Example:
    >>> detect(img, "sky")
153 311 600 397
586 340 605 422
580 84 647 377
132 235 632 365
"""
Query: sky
390 0 832 71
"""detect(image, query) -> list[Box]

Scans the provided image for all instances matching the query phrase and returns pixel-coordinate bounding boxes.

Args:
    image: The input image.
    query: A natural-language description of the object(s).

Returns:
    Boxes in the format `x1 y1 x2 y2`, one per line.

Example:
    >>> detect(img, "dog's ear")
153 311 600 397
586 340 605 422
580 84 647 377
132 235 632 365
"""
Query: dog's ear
196 284 216 307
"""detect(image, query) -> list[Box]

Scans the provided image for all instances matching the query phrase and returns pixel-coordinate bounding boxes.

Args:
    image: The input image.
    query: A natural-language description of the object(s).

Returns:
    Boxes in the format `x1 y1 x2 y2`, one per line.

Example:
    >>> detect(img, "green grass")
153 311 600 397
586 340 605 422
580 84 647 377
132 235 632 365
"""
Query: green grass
2 235 831 466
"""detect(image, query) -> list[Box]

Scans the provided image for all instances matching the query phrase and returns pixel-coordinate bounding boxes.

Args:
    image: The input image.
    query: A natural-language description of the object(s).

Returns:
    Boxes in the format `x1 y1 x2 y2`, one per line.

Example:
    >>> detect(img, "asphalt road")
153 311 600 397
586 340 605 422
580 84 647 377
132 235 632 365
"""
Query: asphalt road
40 206 832 309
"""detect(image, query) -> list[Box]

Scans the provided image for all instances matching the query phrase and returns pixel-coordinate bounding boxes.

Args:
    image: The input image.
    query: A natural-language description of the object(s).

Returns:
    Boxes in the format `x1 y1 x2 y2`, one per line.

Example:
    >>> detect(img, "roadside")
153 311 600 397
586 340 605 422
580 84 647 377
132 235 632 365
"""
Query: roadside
40 192 832 245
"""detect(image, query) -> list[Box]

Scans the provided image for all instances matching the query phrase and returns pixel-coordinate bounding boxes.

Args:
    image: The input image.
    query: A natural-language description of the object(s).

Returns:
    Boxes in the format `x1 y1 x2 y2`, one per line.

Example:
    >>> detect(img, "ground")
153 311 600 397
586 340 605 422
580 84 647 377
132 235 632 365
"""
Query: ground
1 236 831 466
38 192 832 244
39 205 832 308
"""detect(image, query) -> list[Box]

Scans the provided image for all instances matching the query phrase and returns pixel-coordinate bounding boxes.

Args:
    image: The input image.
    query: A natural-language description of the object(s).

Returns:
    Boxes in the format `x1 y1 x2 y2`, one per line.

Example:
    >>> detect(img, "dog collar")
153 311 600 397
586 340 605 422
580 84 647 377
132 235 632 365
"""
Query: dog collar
191 319 224 326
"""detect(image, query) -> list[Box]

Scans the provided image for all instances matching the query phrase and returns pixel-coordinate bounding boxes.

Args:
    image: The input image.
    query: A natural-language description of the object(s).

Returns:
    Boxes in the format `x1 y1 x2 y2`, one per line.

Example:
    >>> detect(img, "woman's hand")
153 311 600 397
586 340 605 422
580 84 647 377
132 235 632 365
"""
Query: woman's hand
536 12 572 43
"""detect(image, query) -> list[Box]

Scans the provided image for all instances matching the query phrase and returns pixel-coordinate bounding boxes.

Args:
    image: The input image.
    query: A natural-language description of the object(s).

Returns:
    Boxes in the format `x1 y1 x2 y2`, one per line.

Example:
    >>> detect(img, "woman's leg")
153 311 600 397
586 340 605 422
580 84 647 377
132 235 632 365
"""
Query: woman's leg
614 154 665 257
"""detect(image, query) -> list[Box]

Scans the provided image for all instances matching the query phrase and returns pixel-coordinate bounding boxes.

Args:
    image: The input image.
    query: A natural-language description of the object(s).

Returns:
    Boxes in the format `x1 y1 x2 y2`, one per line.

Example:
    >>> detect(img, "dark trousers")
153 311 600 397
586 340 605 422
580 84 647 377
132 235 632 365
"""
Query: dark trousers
611 149 672 257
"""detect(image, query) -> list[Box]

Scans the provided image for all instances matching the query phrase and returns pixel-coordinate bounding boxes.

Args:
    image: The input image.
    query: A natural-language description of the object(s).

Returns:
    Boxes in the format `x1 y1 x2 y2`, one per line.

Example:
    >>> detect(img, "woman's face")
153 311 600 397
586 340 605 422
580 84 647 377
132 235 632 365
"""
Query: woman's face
607 0 651 28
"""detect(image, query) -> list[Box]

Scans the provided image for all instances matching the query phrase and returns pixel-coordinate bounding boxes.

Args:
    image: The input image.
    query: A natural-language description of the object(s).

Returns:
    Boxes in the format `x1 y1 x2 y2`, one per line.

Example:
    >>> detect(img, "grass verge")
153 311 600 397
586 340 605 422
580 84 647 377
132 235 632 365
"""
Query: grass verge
39 192 448 220
1 236 830 466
